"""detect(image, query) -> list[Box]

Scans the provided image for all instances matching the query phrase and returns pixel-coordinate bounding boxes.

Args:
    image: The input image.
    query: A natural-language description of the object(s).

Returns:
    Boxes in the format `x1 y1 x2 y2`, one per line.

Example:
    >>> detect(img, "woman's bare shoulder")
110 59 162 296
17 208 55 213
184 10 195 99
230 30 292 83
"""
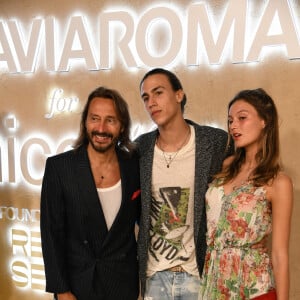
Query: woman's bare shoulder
272 171 293 188
267 171 293 202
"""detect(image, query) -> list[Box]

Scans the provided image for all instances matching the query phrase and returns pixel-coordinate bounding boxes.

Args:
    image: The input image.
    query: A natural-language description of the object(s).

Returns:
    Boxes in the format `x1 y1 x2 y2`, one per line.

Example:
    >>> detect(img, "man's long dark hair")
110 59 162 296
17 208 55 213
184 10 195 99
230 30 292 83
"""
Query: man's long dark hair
73 86 135 153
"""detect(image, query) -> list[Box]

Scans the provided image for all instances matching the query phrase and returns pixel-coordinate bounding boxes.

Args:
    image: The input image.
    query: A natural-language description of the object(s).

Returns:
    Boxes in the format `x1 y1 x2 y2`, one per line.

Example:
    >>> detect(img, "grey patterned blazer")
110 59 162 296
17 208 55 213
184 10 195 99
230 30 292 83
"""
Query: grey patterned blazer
136 119 231 297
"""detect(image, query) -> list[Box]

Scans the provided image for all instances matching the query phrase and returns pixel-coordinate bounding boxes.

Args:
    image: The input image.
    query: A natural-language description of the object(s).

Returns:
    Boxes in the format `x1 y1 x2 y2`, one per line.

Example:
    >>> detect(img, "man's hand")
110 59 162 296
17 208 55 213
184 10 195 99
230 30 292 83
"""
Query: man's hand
57 292 77 300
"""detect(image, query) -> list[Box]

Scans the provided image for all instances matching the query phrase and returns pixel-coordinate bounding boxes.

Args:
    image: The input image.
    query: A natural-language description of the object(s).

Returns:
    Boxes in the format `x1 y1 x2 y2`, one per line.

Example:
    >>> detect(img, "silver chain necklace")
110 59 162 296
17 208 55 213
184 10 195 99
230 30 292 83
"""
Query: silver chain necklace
162 150 180 168
157 127 191 168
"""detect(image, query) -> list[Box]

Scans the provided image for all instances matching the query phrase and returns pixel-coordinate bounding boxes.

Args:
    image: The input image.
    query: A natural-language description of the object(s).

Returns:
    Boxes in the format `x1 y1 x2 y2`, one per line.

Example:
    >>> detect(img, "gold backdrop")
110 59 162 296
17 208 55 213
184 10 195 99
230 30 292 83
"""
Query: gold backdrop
0 0 299 299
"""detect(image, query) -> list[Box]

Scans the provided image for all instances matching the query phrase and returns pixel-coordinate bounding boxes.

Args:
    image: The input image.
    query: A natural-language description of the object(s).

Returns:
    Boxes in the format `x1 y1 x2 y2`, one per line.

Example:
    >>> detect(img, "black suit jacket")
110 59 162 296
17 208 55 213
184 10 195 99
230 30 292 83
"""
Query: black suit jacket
40 146 140 300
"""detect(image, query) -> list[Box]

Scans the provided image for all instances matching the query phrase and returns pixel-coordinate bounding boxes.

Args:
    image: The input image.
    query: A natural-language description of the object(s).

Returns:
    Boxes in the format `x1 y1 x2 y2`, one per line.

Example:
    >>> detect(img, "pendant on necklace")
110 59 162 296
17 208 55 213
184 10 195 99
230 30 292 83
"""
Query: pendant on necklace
163 151 177 168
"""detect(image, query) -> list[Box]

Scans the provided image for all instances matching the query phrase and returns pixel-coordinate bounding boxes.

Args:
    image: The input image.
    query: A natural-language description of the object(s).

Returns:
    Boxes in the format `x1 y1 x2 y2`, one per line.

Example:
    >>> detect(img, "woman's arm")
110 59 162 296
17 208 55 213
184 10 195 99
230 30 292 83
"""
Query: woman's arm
269 172 293 300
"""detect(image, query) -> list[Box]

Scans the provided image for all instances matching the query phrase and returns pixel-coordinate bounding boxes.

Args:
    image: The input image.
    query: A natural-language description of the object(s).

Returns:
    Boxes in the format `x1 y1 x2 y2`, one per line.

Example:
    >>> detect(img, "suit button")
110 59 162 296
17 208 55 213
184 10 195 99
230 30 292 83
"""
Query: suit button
83 240 88 245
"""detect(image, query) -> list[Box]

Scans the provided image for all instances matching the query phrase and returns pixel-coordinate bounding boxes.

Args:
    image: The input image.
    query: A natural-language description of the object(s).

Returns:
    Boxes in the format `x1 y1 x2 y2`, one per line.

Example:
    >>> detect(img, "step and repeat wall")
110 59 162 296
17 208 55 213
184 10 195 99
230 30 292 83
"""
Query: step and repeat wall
0 0 299 299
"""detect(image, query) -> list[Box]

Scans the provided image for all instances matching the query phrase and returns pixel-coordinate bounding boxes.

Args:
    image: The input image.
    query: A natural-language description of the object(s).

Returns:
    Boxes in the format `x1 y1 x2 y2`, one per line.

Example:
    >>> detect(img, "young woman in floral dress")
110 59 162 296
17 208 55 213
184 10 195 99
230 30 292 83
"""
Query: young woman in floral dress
199 88 293 300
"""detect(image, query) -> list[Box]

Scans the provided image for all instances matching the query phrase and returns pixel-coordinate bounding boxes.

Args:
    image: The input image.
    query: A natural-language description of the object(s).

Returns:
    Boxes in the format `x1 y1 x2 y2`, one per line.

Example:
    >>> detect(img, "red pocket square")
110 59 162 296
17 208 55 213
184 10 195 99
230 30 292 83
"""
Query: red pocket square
131 189 141 200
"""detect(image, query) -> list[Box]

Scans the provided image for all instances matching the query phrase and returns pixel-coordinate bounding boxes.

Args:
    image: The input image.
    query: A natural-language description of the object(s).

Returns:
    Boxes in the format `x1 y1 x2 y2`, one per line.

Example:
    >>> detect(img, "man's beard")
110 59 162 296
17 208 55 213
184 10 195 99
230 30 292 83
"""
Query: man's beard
88 131 118 153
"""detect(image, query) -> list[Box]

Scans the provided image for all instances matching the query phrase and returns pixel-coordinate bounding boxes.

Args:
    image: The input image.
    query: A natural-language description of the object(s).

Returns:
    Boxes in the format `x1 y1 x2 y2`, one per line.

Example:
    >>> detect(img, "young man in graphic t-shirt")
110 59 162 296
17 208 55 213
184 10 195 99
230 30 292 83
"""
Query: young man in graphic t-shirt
147 125 197 278
136 68 230 299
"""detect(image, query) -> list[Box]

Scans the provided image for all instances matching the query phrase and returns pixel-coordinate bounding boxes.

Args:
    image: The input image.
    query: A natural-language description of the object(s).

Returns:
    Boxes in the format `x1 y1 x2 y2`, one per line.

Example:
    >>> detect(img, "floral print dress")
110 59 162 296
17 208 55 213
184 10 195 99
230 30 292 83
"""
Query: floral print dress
199 180 275 300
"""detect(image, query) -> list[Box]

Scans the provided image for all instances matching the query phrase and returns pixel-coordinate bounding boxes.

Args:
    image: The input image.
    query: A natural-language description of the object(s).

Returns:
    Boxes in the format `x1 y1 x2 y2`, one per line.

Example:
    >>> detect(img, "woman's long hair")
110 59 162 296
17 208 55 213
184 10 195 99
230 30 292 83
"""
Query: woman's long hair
73 86 135 153
216 88 281 186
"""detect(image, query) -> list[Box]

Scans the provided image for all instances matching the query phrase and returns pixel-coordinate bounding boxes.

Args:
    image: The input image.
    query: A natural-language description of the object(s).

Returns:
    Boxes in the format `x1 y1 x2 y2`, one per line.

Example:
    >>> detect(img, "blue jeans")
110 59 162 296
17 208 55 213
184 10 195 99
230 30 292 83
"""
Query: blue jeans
144 271 200 300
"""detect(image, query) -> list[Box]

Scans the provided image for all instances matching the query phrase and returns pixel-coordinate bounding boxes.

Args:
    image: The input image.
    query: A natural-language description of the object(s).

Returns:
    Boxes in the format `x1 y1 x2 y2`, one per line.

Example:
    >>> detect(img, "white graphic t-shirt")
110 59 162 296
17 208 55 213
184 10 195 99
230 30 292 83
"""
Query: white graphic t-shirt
147 125 198 277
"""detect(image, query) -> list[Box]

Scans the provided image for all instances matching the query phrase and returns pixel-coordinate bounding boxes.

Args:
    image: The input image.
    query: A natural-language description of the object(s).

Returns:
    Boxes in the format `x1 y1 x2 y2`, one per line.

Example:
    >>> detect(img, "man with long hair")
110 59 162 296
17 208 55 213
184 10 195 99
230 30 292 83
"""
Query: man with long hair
40 86 141 300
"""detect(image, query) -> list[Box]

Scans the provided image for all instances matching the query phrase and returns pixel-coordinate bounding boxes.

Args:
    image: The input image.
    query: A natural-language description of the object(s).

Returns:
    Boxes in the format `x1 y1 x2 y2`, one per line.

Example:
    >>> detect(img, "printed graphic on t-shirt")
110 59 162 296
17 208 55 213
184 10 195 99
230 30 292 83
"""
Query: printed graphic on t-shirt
149 186 191 263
